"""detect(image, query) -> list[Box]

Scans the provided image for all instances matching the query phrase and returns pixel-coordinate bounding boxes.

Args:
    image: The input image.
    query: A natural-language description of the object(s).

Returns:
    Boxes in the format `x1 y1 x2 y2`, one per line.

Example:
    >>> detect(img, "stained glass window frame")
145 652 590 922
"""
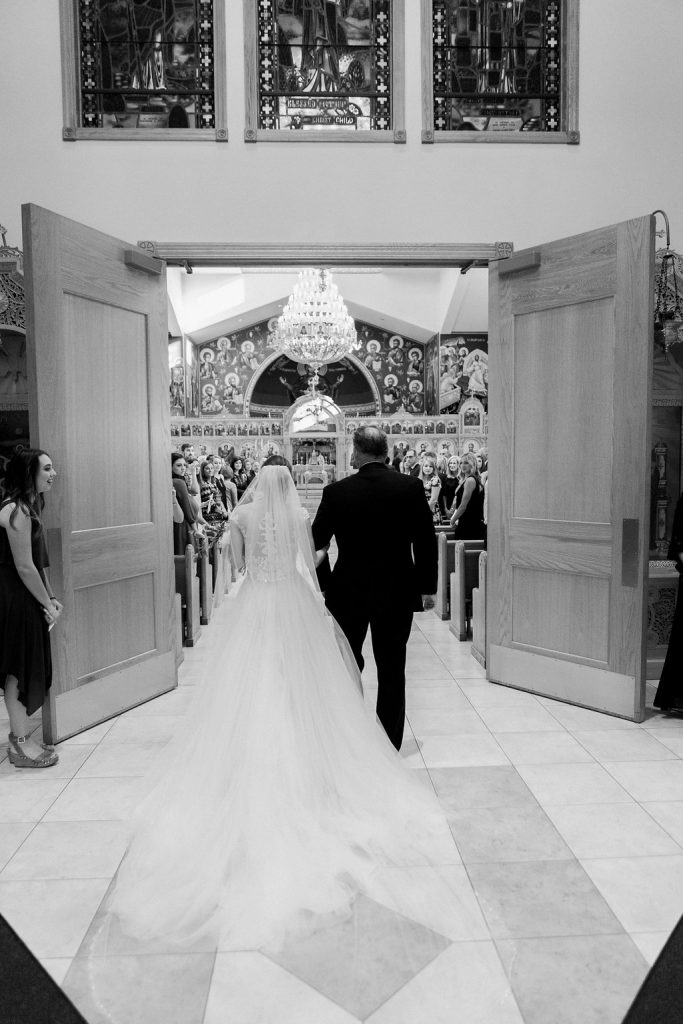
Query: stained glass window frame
421 0 579 144
60 0 228 141
244 0 406 143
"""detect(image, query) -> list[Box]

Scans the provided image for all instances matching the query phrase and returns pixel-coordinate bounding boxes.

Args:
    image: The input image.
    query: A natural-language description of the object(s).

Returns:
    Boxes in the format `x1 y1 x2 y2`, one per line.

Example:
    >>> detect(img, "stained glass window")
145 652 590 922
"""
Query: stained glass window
424 0 578 142
61 0 227 139
246 0 405 141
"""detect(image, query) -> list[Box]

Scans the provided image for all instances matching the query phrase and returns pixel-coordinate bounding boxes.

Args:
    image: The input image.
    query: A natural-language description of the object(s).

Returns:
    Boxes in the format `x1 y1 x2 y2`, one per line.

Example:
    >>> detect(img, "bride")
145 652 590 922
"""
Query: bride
107 456 445 950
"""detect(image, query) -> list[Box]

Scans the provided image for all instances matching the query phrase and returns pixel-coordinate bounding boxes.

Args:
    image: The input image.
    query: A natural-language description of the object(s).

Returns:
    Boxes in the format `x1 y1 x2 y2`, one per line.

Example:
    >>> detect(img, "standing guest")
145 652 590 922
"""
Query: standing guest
180 442 201 507
439 455 461 518
220 465 239 510
0 450 61 768
654 492 683 713
214 465 232 514
172 452 200 554
312 426 437 750
231 457 250 499
401 448 420 478
419 455 442 524
450 453 485 539
198 460 228 524
244 458 257 485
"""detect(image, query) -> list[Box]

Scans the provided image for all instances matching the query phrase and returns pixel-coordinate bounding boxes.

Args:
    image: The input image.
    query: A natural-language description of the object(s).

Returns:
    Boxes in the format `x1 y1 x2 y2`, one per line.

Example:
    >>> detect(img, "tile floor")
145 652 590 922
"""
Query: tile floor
1 613 682 1023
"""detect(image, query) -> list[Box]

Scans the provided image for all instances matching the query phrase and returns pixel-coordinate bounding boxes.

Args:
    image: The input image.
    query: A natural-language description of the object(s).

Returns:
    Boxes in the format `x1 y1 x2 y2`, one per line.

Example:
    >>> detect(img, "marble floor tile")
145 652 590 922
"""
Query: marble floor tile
641 711 683 731
205 952 359 1024
640 801 683 846
398 734 424 769
629 930 671 966
369 864 489 942
515 763 634 807
409 708 488 737
0 878 111 957
0 744 97 780
542 803 681 859
0 777 69 822
542 703 638 732
58 719 117 745
365 941 524 1024
267 894 451 1020
124 688 195 717
74 739 168 778
494 732 594 765
419 734 509 769
404 686 471 711
39 957 74 986
571 729 677 762
405 663 457 680
0 819 128 880
580 855 683 933
42 776 150 822
64 952 216 1024
496 933 648 1024
467 859 622 939
644 730 683 757
476 705 565 734
447 802 573 864
0 822 34 870
105 714 182 743
439 661 488 680
602 760 683 802
457 681 541 709
429 766 538 813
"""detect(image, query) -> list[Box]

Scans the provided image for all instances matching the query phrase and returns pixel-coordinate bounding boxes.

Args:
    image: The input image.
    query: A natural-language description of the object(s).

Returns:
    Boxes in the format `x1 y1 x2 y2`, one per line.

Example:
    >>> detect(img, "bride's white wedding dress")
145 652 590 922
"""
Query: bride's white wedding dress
107 466 444 950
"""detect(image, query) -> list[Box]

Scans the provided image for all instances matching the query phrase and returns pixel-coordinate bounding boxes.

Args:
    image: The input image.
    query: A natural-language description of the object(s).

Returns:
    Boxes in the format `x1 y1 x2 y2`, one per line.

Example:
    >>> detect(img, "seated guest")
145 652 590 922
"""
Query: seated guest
231 457 250 499
419 455 442 524
450 454 484 539
439 455 461 518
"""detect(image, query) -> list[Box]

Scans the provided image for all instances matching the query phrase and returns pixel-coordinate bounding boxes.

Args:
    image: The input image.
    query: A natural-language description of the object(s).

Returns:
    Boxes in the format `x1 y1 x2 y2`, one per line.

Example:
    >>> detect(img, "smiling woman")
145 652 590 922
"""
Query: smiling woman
0 449 61 768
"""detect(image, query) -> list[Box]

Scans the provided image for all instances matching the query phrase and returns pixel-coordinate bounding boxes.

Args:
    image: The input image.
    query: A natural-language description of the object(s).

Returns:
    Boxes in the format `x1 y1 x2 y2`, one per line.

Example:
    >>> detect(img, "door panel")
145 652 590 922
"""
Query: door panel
487 216 654 720
22 204 175 742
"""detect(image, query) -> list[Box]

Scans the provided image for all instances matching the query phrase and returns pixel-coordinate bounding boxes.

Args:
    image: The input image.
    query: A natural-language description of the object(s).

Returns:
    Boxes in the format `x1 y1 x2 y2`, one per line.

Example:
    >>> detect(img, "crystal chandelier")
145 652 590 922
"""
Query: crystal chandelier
271 269 360 385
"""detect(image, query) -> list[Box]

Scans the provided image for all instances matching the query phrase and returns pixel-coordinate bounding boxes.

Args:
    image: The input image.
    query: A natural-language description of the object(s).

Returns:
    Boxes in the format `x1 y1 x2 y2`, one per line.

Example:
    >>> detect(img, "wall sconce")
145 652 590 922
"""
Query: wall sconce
653 209 683 353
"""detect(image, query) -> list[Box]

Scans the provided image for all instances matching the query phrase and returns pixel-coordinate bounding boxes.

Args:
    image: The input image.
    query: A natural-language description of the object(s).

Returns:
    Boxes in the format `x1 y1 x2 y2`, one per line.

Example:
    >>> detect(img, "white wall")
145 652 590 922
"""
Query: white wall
2 2 682 254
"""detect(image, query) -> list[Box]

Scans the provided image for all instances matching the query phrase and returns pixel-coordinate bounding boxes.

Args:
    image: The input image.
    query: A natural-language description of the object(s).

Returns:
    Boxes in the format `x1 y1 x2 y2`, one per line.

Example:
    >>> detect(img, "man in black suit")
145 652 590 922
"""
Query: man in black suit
402 448 421 477
312 427 437 750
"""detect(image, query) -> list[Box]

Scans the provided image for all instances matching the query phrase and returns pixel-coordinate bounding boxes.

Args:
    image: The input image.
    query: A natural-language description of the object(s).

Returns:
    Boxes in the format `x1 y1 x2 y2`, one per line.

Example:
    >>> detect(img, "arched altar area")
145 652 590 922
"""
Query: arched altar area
283 393 345 489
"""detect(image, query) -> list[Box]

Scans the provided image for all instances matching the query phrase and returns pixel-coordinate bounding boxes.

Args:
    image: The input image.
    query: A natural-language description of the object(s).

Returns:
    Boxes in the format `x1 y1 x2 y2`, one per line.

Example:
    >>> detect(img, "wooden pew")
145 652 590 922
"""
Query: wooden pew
471 550 487 667
449 540 486 641
436 534 484 621
198 546 212 625
174 544 201 647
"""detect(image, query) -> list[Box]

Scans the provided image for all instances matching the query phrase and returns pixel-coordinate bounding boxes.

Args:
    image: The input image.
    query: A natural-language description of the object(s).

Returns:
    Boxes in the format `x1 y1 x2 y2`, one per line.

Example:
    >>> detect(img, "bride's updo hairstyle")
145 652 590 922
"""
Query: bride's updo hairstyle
262 454 293 476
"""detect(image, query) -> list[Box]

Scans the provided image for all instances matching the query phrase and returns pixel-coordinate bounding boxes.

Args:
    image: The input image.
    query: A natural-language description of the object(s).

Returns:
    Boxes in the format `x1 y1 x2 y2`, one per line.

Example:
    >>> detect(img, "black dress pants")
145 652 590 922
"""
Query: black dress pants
326 593 414 750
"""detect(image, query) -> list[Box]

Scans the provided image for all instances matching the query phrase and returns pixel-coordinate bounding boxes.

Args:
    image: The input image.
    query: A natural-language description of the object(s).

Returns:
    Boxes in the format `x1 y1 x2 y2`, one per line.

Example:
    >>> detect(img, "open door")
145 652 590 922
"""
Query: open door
487 215 654 721
22 204 176 743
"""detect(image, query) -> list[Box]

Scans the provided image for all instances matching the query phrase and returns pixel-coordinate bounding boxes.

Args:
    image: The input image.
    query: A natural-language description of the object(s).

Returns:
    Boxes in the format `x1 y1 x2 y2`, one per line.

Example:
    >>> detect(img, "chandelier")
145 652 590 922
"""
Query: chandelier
653 209 683 353
270 269 360 385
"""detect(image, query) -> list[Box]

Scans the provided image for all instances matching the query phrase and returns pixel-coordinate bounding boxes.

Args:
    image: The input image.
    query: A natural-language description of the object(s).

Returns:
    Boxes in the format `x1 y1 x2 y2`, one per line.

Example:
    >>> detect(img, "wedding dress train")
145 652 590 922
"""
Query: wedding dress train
106 466 445 950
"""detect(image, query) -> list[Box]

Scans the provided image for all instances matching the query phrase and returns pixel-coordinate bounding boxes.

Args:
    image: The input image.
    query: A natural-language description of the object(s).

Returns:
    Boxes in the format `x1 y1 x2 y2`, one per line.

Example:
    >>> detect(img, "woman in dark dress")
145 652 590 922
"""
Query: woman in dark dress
0 450 61 768
172 452 198 555
439 455 461 519
450 453 485 540
231 457 250 500
654 492 683 712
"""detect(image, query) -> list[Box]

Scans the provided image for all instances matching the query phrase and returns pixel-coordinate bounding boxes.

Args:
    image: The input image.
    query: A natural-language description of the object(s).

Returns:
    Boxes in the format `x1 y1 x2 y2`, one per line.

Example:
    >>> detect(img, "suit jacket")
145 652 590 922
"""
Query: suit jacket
312 462 437 611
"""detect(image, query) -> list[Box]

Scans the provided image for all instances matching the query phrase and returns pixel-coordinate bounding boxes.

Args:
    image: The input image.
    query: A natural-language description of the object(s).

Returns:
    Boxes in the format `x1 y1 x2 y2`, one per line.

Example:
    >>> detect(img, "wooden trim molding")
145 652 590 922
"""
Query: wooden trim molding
421 0 580 145
59 0 228 141
243 0 406 143
136 242 511 266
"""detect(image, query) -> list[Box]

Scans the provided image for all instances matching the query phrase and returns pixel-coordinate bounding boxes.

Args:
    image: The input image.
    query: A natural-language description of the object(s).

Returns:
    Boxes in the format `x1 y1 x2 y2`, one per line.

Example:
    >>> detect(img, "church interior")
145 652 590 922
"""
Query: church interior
2 1 683 1022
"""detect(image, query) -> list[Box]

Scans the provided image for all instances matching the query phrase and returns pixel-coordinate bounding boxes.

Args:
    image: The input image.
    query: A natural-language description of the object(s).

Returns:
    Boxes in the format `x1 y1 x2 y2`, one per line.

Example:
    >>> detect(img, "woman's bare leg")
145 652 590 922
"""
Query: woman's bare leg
4 676 45 758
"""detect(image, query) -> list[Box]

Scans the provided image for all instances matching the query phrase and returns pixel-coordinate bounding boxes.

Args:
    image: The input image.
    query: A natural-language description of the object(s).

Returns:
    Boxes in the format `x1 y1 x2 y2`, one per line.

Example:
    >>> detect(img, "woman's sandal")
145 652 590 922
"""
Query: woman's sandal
7 734 58 769
8 731 54 752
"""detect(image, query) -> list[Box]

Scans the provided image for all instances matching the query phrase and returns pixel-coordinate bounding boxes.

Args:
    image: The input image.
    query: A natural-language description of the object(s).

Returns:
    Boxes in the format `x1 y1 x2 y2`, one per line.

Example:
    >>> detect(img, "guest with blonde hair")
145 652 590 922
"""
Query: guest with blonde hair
450 453 484 539
419 455 442 524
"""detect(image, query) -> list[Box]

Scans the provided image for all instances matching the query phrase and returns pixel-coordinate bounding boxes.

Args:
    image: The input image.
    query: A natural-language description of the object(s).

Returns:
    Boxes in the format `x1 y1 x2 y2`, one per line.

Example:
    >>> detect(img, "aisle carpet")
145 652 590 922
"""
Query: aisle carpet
622 914 683 1023
0 914 88 1024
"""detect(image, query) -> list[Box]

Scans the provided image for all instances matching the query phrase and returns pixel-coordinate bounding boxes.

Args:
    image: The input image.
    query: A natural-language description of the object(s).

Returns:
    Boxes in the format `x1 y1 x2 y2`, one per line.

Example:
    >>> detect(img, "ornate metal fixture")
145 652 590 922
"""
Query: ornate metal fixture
270 269 360 389
653 210 683 353
0 225 25 333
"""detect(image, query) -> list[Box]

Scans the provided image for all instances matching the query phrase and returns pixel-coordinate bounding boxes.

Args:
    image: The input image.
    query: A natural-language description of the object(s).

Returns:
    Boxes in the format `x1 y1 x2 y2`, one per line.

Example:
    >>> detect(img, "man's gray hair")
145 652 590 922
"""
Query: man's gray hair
353 425 388 459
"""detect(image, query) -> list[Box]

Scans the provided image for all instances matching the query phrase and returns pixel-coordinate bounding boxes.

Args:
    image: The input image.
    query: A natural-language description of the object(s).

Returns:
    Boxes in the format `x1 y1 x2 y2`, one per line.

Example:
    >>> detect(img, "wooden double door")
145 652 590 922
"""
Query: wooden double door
21 206 655 737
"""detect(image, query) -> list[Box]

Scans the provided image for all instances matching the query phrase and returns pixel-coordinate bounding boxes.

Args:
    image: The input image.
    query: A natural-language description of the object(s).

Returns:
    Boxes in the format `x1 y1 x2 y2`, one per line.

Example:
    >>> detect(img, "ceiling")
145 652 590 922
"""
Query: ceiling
167 265 489 345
